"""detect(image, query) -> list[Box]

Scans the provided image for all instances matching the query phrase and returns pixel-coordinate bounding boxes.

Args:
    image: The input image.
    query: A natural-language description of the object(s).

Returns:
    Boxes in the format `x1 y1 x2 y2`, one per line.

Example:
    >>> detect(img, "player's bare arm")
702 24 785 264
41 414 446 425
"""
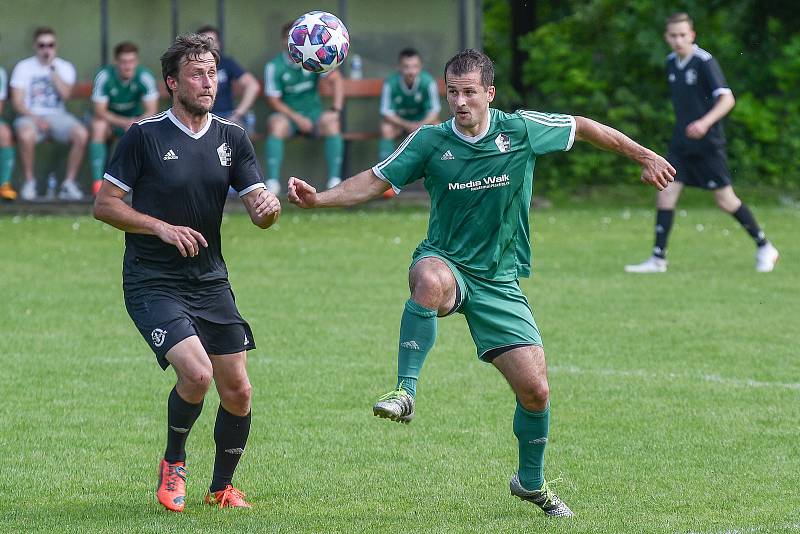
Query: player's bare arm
288 169 390 208
49 66 73 100
574 116 676 190
686 92 735 139
266 96 313 133
242 187 281 229
93 182 208 257
230 72 260 122
94 100 134 130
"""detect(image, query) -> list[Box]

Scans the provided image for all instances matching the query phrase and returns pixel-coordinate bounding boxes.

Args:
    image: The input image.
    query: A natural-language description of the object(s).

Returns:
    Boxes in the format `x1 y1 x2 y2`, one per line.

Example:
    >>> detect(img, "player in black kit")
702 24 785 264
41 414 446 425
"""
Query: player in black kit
93 34 280 511
626 12 779 273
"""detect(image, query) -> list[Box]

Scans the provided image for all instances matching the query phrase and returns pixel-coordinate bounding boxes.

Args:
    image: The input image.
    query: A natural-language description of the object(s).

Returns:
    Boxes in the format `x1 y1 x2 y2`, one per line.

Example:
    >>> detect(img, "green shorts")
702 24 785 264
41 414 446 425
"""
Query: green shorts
273 108 323 137
412 253 542 361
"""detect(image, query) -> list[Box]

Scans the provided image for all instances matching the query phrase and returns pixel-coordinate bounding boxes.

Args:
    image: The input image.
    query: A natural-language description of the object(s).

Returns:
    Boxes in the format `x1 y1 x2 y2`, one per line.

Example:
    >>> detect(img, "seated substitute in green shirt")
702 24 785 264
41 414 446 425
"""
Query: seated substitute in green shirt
262 21 345 196
286 49 676 518
89 41 159 195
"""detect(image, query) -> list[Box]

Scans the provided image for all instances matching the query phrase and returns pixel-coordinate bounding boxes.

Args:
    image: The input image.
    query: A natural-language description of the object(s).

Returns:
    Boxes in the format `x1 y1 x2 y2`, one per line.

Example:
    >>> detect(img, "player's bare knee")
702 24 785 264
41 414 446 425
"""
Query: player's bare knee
268 115 290 137
517 379 549 412
16 126 36 144
410 265 450 309
714 189 740 213
71 125 89 146
221 381 252 414
91 120 108 142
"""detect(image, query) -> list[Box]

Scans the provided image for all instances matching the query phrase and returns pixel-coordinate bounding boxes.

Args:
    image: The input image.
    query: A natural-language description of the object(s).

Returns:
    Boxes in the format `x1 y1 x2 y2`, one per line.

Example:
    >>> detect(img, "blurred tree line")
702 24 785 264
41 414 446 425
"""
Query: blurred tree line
484 0 800 192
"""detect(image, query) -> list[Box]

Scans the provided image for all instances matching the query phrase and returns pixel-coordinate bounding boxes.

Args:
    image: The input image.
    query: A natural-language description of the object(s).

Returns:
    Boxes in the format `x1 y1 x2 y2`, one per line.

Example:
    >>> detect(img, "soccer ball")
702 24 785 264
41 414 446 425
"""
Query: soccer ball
287 11 350 74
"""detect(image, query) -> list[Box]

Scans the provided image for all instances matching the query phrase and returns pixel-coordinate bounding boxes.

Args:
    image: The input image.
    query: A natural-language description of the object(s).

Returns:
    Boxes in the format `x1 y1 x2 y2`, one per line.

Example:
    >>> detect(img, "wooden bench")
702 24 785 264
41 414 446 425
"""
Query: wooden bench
71 77 446 142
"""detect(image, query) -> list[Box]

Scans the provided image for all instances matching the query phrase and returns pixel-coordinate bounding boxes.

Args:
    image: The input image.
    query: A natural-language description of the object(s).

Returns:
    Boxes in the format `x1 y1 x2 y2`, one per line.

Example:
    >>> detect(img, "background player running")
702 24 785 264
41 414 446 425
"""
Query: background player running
625 12 779 273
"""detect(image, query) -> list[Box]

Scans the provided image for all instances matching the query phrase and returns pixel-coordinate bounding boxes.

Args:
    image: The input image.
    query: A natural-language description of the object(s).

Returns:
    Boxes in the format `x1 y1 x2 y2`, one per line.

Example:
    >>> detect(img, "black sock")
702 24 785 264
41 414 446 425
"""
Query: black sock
164 386 204 463
732 204 768 246
210 405 251 492
653 209 674 258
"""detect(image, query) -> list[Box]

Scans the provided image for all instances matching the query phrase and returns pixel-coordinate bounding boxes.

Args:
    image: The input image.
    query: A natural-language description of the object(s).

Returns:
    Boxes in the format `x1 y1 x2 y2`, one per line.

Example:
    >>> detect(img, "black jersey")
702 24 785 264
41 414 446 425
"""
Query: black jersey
104 109 265 292
666 45 732 153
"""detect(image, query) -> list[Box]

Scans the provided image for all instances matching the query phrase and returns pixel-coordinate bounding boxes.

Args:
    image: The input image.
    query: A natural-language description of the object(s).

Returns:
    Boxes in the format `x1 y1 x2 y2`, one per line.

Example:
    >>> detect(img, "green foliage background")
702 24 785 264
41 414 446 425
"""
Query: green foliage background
484 0 800 192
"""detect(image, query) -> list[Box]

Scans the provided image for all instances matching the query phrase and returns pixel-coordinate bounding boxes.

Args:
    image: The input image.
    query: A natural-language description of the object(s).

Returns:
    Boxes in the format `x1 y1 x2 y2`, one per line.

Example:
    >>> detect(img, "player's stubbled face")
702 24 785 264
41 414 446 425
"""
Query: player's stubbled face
664 21 696 58
175 52 217 115
446 69 495 136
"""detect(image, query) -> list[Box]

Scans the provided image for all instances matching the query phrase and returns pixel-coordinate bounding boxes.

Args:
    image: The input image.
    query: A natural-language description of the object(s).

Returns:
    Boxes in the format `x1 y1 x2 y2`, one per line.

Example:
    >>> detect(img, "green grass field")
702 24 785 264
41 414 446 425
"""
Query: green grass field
1 194 798 533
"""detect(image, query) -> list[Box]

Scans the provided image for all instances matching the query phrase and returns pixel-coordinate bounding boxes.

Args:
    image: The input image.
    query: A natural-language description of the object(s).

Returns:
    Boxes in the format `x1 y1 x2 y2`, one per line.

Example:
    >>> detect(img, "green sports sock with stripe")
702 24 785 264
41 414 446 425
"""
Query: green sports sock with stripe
0 146 15 185
378 139 395 162
324 134 343 181
89 142 107 182
514 400 550 490
265 136 283 181
395 299 438 397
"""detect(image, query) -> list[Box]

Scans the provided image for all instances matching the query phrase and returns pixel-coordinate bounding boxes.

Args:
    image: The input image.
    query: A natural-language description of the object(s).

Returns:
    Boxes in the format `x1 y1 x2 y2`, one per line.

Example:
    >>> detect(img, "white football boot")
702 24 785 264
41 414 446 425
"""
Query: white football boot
624 256 667 273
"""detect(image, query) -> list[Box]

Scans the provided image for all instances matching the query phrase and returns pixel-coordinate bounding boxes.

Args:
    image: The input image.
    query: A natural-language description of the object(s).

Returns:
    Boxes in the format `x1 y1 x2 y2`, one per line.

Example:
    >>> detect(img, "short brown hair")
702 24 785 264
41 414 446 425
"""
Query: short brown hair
160 33 219 97
33 26 55 42
444 49 494 89
114 41 139 57
666 12 694 29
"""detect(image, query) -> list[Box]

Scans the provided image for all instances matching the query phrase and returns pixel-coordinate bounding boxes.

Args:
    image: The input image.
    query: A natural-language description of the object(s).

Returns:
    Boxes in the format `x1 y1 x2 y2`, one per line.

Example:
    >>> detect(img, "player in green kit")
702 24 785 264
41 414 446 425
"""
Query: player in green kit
288 49 675 516
263 22 344 195
89 42 159 195
378 48 441 198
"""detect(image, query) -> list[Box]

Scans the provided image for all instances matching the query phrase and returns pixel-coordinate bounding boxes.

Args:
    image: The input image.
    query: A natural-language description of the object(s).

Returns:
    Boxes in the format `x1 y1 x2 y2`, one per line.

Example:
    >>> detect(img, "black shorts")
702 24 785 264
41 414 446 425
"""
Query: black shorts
124 286 256 370
667 146 732 190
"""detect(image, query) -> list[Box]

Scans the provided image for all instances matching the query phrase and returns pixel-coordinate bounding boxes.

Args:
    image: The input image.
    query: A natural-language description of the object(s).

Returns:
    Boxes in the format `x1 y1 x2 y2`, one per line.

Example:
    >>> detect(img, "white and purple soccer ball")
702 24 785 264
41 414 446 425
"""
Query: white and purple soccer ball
287 11 350 74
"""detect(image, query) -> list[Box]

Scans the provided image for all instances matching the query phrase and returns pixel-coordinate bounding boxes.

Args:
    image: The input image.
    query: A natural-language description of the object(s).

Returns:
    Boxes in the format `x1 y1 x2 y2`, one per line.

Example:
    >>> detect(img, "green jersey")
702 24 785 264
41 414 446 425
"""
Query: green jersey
91 65 159 117
373 108 575 281
380 70 440 121
264 53 323 116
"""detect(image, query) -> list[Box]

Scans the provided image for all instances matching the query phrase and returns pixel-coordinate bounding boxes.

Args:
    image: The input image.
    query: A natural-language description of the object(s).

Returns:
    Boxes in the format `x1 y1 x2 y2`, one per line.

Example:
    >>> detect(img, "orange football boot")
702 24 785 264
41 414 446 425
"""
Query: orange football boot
204 484 252 508
156 459 187 512
0 183 17 201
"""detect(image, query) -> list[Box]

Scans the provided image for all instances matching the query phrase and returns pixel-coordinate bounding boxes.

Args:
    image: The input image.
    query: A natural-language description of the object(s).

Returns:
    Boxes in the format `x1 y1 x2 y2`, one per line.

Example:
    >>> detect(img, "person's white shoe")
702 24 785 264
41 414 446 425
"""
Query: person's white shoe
624 256 668 273
755 243 779 273
57 180 84 201
326 177 342 189
265 179 281 196
20 179 37 201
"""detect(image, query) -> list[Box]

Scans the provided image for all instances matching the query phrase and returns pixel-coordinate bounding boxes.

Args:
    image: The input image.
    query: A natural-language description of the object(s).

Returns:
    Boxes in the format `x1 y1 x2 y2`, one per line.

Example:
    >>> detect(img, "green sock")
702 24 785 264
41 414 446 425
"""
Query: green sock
324 134 343 181
89 142 107 182
265 136 283 180
0 146 14 185
513 401 549 491
378 139 395 162
395 299 437 397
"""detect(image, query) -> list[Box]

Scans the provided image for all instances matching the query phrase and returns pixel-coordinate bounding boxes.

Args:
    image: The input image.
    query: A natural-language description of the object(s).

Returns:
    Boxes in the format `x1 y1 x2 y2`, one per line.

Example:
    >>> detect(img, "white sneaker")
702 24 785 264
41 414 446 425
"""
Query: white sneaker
265 179 281 196
755 243 779 272
624 256 668 273
20 179 37 201
326 177 342 189
58 180 84 201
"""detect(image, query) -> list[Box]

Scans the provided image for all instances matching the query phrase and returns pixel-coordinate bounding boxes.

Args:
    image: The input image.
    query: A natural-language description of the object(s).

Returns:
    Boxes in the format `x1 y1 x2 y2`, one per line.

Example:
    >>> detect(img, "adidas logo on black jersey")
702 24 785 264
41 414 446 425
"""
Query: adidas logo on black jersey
162 149 178 160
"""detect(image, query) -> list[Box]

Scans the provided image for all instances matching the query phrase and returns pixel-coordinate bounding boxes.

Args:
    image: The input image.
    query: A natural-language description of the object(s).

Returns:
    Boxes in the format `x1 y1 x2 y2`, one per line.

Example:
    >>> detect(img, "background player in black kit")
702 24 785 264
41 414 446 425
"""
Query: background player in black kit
626 12 779 274
93 34 280 511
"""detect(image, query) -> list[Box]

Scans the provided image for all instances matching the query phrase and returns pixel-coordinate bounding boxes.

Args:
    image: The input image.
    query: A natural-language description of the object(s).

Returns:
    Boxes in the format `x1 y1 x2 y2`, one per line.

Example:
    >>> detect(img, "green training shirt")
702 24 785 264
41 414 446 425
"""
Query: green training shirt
373 108 575 281
91 65 159 117
380 70 440 121
264 53 323 116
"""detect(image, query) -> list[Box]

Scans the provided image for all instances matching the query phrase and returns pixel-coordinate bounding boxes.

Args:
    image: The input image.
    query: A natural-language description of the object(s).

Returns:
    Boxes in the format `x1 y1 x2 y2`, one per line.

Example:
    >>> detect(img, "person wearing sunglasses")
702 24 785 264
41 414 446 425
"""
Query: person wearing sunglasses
10 26 88 201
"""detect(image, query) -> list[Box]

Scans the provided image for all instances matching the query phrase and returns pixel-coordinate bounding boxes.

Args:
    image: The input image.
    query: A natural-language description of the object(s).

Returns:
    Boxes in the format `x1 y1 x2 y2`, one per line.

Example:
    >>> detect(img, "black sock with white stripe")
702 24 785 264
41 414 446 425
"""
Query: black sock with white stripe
164 386 203 463
653 209 674 259
210 405 251 492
